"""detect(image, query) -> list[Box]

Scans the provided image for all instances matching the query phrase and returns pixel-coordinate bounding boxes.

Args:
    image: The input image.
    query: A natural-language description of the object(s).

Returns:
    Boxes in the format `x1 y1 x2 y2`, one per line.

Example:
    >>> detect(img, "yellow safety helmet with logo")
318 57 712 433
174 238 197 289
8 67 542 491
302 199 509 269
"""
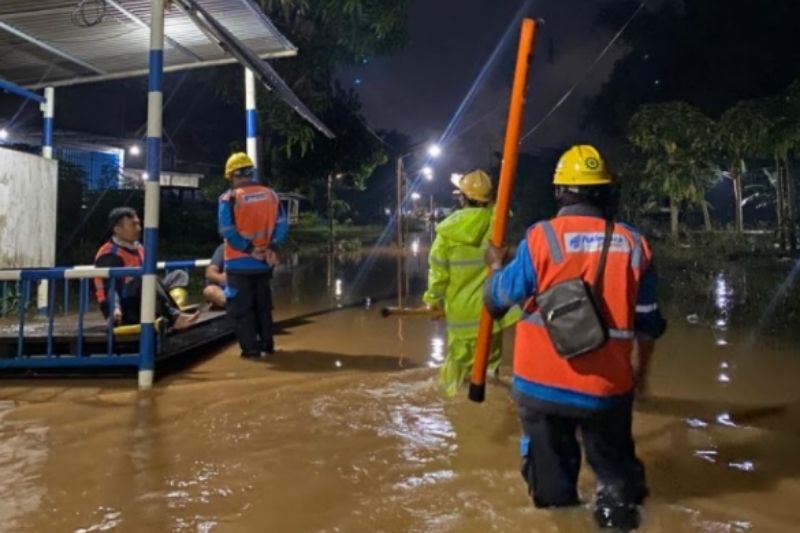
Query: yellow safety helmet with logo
224 152 255 180
553 145 612 186
451 169 493 202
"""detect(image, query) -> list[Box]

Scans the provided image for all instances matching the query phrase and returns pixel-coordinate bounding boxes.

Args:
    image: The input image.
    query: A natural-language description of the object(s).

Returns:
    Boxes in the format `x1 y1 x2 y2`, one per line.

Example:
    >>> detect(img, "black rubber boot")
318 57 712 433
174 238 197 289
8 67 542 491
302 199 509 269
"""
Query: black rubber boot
593 503 640 532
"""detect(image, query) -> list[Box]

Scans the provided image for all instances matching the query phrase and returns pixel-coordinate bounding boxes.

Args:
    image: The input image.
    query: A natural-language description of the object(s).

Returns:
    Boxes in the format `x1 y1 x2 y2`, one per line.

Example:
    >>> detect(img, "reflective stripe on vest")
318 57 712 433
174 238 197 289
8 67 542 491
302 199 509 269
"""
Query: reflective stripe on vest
521 311 635 340
224 185 280 263
513 217 649 400
429 256 483 268
541 221 564 264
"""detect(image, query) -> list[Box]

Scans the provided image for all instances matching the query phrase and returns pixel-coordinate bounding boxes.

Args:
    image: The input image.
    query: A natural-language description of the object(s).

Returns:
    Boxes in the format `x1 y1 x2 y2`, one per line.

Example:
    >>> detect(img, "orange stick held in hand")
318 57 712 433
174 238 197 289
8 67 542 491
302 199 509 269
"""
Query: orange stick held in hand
469 18 538 403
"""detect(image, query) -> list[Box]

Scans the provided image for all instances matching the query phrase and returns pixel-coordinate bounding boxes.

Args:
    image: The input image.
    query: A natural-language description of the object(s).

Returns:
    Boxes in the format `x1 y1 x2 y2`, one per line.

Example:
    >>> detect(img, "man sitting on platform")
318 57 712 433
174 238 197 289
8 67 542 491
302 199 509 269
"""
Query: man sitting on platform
203 243 227 309
93 207 199 330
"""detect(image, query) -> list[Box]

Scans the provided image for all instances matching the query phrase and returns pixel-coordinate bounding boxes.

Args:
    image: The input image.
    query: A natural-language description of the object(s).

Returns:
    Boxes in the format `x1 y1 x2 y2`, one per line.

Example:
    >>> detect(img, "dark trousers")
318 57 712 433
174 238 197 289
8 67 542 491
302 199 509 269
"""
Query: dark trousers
518 396 646 530
102 270 188 325
226 272 274 356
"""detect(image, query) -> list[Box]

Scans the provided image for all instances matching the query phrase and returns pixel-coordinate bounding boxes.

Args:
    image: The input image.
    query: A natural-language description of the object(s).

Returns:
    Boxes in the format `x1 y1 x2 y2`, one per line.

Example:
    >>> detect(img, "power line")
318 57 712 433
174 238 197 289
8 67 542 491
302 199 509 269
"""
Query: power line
519 0 647 144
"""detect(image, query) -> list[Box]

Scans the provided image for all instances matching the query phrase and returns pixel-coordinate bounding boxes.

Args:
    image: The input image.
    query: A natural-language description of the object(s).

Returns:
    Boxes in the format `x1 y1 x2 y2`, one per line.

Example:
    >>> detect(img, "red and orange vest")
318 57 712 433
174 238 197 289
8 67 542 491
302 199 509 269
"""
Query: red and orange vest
514 216 651 398
93 240 144 303
222 185 280 263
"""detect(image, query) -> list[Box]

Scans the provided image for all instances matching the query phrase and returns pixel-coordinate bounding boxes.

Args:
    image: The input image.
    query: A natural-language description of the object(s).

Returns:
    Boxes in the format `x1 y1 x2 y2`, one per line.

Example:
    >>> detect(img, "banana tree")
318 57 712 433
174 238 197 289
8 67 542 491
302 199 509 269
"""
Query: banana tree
772 82 800 250
716 101 771 233
629 102 716 237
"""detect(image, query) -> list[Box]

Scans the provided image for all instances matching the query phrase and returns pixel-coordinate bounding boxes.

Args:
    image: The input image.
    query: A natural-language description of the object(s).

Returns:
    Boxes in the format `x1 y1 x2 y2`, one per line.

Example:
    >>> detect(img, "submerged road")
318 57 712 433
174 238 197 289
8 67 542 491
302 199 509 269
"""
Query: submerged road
1 242 799 532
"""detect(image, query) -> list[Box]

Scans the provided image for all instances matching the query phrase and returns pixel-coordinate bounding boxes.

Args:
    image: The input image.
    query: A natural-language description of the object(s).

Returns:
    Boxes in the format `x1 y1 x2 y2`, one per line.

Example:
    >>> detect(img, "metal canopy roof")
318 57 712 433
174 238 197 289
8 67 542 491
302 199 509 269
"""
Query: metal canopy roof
0 0 298 89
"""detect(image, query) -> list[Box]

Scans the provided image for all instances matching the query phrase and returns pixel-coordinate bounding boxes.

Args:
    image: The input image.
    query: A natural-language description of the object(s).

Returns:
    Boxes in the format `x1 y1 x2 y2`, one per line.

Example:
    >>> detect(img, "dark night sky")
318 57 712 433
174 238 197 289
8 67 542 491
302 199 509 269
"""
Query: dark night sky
1 0 642 188
341 0 633 181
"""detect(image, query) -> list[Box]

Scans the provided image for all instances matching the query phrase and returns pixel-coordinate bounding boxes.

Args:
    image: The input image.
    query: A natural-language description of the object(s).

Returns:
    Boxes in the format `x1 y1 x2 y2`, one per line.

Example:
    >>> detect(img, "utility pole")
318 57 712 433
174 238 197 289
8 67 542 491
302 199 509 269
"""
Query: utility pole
395 157 405 308
327 172 334 254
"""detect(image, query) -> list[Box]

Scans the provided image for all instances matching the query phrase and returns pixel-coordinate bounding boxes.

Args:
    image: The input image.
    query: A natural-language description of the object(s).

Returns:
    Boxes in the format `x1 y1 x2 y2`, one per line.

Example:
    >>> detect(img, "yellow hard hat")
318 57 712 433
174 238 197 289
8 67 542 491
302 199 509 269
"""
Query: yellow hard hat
553 145 612 186
224 152 255 179
451 169 492 202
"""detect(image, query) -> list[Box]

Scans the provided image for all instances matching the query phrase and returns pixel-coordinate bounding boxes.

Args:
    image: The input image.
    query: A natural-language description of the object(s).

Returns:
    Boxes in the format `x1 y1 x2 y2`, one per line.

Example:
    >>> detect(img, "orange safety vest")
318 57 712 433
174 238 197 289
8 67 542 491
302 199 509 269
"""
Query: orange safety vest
221 185 280 263
93 240 145 303
514 216 651 398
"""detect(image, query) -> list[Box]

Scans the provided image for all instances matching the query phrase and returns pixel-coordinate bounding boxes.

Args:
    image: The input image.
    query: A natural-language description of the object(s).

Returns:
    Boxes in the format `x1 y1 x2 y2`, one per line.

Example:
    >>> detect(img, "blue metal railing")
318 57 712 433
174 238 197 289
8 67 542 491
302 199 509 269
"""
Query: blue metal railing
0 259 210 373
0 259 210 317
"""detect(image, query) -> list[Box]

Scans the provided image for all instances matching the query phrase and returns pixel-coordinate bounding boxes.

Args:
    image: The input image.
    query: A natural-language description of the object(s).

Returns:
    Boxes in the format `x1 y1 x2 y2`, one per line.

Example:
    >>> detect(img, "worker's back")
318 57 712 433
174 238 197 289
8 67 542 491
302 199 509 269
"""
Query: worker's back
219 183 280 273
426 206 518 334
515 211 650 400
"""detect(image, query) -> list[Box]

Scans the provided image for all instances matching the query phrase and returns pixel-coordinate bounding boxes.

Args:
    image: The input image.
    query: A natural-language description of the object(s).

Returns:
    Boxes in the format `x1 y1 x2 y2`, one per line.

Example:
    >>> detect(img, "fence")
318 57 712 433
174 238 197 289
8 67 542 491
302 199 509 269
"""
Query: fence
0 259 210 373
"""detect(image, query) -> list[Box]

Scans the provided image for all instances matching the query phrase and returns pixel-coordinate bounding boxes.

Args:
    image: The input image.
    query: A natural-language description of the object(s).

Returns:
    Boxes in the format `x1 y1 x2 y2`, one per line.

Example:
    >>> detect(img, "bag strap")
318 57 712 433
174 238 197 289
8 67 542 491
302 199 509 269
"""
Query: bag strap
591 220 614 296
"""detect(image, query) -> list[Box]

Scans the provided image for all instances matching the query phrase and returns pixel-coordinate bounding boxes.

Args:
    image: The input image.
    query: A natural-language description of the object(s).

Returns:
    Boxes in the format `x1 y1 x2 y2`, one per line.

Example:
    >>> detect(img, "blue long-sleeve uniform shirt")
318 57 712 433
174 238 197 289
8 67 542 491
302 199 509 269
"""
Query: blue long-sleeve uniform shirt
218 187 288 273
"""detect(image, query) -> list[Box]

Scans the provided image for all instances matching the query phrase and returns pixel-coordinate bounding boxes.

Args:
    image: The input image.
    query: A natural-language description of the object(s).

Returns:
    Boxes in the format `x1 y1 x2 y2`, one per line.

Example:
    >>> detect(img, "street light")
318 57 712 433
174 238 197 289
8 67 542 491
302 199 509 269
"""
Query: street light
0 128 8 140
422 166 433 180
411 192 421 201
129 144 141 156
395 140 443 307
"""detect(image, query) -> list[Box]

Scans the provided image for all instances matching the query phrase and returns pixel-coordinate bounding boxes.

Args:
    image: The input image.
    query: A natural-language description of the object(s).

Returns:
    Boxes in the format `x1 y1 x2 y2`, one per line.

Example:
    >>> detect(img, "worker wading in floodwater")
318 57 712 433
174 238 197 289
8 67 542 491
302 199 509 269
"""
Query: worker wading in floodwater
423 169 520 397
483 145 667 531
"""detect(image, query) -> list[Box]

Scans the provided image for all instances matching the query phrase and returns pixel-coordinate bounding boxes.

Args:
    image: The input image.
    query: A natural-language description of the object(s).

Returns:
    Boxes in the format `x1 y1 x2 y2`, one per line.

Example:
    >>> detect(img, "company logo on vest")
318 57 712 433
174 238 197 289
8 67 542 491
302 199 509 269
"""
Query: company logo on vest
564 232 630 253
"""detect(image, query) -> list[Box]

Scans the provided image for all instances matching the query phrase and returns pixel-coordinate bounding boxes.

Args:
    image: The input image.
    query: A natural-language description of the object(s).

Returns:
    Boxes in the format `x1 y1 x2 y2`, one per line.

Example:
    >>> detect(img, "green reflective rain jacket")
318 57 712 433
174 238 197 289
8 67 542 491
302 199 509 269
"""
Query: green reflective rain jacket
423 206 519 396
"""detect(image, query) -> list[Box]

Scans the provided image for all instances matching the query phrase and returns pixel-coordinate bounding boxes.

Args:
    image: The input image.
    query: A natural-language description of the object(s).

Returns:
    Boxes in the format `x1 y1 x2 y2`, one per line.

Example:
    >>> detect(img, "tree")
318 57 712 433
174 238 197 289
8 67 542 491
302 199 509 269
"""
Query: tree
587 0 800 138
629 102 716 237
269 85 388 204
716 100 771 232
255 0 409 181
203 1 410 204
756 83 800 249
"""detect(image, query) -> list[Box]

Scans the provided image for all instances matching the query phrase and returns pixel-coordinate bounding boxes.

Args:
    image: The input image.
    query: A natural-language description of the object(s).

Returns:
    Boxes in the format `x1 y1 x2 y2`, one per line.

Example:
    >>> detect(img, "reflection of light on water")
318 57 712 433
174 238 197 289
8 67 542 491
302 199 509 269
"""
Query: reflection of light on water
411 238 420 257
694 449 718 463
394 469 455 490
75 508 123 533
716 412 738 427
718 372 731 383
685 418 709 428
429 336 445 365
386 405 456 463
715 273 732 310
335 360 343 369
715 338 729 346
335 278 343 298
729 461 755 472
364 382 457 465
713 272 734 331
673 505 753 532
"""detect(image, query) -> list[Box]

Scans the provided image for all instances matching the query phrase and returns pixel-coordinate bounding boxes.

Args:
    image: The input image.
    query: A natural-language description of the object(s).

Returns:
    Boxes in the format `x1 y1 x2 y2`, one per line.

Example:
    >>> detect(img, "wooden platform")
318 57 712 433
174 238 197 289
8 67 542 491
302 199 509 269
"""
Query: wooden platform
0 310 233 362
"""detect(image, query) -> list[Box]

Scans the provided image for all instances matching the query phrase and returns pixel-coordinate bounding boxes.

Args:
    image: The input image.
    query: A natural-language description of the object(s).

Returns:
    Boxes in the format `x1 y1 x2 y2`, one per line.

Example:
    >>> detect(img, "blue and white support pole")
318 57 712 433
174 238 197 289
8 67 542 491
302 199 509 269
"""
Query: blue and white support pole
37 86 55 314
42 87 54 159
138 0 165 390
245 68 258 172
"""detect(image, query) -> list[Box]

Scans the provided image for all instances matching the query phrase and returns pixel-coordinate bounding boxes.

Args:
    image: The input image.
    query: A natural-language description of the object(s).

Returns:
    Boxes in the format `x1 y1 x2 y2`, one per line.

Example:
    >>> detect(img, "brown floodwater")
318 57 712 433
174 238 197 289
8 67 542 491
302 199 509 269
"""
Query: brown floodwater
1 238 799 532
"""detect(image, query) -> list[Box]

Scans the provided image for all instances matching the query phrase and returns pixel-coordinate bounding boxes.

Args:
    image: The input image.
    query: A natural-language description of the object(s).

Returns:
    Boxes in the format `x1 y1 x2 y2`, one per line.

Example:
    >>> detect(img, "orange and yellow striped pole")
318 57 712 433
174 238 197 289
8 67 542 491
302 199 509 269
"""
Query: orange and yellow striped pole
469 17 538 403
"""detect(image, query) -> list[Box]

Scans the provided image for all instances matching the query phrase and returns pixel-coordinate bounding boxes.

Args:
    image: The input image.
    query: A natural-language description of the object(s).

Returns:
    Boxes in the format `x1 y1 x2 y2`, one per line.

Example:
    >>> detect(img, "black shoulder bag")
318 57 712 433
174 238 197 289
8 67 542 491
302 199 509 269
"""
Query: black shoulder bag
534 220 614 359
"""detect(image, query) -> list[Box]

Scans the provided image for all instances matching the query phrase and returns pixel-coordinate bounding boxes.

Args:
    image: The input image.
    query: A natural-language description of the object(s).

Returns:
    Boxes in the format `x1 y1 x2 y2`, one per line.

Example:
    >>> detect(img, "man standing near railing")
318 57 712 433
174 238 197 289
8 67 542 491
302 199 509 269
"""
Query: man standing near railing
94 207 199 330
219 152 287 359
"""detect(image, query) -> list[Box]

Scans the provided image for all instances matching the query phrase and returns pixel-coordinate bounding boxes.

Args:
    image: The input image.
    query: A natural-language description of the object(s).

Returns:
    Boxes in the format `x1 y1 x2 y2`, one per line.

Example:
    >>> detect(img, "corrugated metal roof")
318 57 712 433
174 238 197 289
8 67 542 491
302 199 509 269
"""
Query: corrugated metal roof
0 0 297 88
